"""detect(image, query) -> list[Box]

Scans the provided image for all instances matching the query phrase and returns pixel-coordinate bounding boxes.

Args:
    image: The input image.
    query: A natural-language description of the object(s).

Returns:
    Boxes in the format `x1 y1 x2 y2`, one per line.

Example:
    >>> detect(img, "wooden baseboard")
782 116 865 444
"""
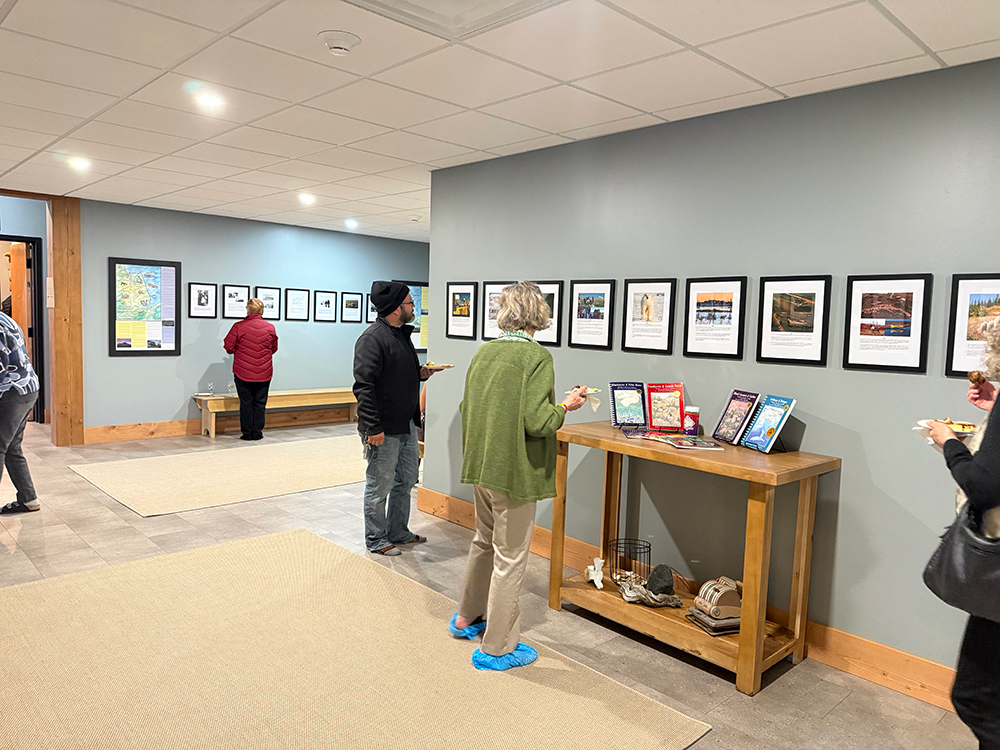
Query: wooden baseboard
417 486 957 712
215 407 350 433
84 419 201 443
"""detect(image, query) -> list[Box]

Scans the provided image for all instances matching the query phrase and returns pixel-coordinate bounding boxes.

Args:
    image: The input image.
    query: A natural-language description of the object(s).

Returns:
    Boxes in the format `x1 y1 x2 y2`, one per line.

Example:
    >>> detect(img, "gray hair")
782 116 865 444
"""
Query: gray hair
497 281 551 332
984 326 1000 381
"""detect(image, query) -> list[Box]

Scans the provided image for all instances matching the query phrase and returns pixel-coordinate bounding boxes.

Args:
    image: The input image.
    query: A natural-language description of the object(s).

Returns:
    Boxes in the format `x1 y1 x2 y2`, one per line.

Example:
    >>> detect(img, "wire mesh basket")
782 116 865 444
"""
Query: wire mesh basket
608 538 652 587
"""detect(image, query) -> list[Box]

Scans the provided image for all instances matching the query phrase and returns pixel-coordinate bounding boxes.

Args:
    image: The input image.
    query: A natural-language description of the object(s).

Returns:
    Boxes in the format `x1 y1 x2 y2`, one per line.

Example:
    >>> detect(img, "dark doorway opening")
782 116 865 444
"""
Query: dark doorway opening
0 234 46 424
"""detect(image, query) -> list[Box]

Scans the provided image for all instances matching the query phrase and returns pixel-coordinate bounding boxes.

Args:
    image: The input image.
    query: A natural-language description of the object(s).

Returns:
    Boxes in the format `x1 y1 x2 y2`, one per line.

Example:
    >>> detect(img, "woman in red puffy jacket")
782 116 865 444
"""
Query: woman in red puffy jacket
223 298 278 440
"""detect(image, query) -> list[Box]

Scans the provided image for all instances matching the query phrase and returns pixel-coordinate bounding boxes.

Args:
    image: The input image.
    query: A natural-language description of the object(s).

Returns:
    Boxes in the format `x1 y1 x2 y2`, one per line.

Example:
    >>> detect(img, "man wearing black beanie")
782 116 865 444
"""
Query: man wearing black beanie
353 281 435 556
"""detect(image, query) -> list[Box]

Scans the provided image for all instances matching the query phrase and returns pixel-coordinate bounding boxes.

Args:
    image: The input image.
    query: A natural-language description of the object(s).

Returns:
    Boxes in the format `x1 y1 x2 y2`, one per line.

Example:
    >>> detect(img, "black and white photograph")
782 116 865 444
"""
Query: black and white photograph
285 288 310 321
222 284 250 319
844 274 932 373
188 282 217 319
314 290 337 323
254 286 280 320
446 282 478 340
342 292 363 323
482 281 514 341
756 275 832 367
683 277 747 359
946 273 1000 377
569 279 615 350
531 280 563 347
622 278 676 354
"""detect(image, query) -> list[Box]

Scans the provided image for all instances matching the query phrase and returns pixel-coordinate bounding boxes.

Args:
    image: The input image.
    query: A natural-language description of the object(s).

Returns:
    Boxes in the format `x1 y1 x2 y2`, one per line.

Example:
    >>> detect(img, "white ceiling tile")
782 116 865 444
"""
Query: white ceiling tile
0 173 93 194
117 167 212 187
350 213 414 226
0 125 55 150
482 85 641 133
143 156 245 179
253 106 389 146
116 0 275 32
0 159 21 175
306 183 382 201
235 193 329 210
131 73 289 125
3 0 213 67
26 151 133 176
608 0 845 46
0 72 117 119
577 51 759 111
86 175 179 194
426 151 497 169
327 201 391 215
657 89 782 121
71 122 196 154
362 193 429 210
468 0 679 80
260 160 362 182
374 45 552 108
173 143 284 169
939 39 1000 67
196 205 271 219
775 56 939 98
0 104 82 137
97 101 237 140
487 134 572 156
45 138 161 166
703 3 925 86
195 179 280 197
336 174 434 194
209 127 331 158
258 209 338 224
307 80 462 129
0 144 35 163
373 165 431 186
0 30 156 97
408 111 547 150
879 0 1000 52
235 0 446 77
396 188 429 203
226 170 322 190
374 209 429 223
291 204 355 219
351 131 469 162
301 147 413 173
68 185 159 202
137 196 221 209
176 37 358 103
170 186 252 203
561 113 663 141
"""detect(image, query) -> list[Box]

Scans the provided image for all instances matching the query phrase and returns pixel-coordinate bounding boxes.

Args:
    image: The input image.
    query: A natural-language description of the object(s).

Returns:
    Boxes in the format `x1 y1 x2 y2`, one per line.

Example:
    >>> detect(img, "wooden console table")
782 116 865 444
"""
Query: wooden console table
548 420 840 696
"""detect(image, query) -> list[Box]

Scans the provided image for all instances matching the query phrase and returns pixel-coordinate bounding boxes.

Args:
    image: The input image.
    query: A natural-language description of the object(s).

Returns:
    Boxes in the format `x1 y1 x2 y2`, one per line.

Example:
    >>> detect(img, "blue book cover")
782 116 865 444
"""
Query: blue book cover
609 382 647 427
739 395 796 453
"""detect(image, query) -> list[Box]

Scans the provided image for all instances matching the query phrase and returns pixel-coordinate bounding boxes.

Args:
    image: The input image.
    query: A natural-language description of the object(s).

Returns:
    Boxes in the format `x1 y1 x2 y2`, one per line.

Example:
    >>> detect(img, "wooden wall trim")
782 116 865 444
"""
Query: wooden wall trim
416 486 957 712
49 197 84 447
84 419 202 444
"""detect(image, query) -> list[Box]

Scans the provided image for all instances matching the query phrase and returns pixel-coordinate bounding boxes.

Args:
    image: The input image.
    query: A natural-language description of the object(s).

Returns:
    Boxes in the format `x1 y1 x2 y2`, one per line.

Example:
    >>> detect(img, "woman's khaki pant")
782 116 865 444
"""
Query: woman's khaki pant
458 486 537 656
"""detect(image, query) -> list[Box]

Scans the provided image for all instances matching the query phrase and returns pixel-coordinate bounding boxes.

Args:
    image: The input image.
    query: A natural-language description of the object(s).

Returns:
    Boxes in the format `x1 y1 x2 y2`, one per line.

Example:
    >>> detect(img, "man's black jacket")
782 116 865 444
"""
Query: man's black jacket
352 317 422 436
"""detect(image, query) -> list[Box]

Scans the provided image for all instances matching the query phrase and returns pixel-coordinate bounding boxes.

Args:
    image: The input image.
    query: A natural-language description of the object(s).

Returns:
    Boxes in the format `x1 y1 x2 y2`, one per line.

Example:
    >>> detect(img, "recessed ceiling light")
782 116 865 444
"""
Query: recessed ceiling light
68 157 91 172
196 93 224 110
318 30 361 56
298 193 316 206
344 219 359 229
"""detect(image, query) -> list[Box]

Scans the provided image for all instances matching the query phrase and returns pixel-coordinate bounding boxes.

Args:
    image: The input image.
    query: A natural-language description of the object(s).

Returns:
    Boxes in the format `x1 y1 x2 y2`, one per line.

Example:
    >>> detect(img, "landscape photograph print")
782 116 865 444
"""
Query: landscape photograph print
771 292 815 333
860 292 912 337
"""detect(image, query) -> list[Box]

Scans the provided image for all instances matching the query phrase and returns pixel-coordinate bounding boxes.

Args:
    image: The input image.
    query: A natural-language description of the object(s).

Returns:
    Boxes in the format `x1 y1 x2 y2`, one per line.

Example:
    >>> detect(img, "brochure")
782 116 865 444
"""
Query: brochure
647 382 684 432
739 395 796 453
712 389 760 444
665 436 724 451
609 382 647 427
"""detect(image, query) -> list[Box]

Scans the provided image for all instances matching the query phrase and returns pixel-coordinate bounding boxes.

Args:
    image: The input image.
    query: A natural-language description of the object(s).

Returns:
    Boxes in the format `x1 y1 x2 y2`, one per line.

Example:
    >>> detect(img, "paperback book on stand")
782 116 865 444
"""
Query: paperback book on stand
665 436 724 450
712 389 760 444
739 395 796 453
609 382 648 428
646 382 684 432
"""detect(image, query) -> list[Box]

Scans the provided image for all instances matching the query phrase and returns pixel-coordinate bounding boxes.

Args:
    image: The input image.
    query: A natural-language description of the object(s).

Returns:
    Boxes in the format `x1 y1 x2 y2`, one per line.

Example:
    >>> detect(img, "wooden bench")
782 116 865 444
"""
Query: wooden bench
192 388 358 438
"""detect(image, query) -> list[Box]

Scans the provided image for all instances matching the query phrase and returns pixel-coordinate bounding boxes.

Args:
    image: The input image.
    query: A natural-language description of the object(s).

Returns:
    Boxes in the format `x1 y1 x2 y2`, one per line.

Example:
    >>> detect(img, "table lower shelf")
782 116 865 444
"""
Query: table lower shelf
560 573 798 674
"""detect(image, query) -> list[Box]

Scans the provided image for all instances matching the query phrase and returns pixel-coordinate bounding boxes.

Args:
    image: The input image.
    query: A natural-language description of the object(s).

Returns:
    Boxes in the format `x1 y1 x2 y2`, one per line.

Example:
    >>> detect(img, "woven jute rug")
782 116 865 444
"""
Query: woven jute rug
70 435 367 516
0 530 709 749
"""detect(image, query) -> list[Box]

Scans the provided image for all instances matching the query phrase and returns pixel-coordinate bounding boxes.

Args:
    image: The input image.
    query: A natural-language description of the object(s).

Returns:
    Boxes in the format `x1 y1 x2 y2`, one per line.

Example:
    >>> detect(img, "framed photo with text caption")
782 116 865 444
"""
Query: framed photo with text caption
683 276 747 359
446 282 477 340
568 279 615 350
621 278 676 355
756 275 831 367
843 273 932 374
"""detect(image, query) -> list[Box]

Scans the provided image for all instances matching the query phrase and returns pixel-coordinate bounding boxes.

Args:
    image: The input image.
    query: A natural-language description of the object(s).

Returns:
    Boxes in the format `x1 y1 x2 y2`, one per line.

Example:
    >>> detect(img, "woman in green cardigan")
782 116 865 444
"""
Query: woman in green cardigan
450 281 589 671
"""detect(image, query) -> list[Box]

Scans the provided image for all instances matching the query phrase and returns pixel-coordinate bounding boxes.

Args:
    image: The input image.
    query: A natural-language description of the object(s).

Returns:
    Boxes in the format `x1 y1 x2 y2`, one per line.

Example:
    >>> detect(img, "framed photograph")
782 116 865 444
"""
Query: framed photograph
314 290 337 322
482 281 514 341
394 279 428 351
222 284 250 320
532 280 563 347
109 257 181 357
756 275 832 367
365 293 378 323
946 274 1000 378
569 279 615 350
446 282 478 340
843 273 933 374
188 282 216 319
683 276 747 359
342 292 363 323
285 288 310 321
621 278 676 355
254 286 280 320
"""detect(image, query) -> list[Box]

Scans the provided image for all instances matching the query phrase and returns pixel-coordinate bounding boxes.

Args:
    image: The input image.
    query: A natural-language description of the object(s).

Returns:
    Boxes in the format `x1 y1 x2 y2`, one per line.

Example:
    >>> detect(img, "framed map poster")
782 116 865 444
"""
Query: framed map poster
109 257 181 357
394 279 429 351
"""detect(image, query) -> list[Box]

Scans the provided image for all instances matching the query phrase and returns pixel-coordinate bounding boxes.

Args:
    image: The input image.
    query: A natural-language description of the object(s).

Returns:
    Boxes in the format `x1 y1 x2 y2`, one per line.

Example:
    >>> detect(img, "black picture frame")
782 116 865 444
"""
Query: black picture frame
365 293 378 323
755 275 832 367
285 288 310 321
946 273 1000 378
254 286 281 320
683 276 748 360
531 280 564 348
621 277 677 355
446 281 478 340
109 256 182 357
842 273 933 374
188 282 217 319
393 280 428 352
568 279 616 350
481 280 515 341
314 290 337 322
222 284 250 319
341 292 364 323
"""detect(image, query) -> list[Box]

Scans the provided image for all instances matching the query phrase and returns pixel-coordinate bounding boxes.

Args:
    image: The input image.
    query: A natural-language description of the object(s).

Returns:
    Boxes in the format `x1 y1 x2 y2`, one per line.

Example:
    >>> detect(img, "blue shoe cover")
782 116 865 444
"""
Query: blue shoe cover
472 643 538 671
449 612 487 640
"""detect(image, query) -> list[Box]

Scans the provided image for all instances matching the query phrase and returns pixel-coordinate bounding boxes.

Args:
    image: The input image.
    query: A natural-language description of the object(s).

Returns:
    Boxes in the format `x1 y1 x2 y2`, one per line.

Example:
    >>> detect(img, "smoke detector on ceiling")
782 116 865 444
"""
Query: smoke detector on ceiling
318 30 362 56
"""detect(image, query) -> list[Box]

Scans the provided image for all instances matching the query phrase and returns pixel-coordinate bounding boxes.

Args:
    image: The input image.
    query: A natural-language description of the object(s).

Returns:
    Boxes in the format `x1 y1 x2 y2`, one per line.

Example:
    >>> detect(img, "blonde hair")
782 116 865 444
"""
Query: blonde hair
984 326 1000 381
496 281 551 332
247 298 264 315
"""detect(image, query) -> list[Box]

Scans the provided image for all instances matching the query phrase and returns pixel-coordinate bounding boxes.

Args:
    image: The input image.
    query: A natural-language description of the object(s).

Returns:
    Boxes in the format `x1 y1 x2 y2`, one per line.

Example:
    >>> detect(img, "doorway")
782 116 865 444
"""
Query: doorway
0 235 46 423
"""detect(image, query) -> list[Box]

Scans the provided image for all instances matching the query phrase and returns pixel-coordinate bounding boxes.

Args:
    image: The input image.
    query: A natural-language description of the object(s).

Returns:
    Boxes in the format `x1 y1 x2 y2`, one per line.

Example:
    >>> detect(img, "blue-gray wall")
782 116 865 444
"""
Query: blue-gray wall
81 201 428 427
425 59 1000 666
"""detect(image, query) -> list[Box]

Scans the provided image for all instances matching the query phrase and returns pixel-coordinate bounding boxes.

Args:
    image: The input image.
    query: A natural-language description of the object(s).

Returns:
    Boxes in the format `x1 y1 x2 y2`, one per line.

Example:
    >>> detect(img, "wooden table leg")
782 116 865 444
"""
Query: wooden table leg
201 408 213 438
789 475 818 664
736 481 775 695
548 439 570 611
600 451 623 560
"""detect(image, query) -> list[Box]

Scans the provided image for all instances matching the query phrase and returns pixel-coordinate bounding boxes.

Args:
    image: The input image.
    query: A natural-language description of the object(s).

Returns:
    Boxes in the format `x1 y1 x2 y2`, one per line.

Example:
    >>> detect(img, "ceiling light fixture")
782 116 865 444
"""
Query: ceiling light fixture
408 215 420 222
298 193 316 206
196 93 224 108
68 157 91 172
318 30 361 56
344 219 359 229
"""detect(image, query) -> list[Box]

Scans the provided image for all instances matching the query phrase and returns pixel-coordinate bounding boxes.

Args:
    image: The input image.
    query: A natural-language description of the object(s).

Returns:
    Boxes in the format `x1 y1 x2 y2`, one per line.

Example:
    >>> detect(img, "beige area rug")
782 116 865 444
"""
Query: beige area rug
0 530 709 750
70 435 367 516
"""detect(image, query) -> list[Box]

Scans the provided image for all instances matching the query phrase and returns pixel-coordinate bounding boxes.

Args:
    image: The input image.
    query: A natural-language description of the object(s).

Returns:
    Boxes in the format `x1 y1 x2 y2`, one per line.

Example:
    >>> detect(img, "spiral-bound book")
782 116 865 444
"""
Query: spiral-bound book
739 395 796 453
711 389 760 444
609 382 647 427
646 382 684 432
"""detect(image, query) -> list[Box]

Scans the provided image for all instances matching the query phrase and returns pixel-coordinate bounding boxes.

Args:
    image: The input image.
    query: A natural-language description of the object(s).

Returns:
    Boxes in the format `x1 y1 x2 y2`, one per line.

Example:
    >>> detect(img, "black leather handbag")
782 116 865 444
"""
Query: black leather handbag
924 504 1000 623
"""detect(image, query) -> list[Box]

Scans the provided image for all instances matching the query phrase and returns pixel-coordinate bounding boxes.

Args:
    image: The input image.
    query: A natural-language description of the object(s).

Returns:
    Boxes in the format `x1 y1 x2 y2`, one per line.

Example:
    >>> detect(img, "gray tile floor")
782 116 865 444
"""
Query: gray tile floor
0 422 977 749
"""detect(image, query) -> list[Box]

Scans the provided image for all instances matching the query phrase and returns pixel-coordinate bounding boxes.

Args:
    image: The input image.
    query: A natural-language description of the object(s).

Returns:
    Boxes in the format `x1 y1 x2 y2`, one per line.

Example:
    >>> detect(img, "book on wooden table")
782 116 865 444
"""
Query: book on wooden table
664 436 723 450
739 395 796 453
711 389 760 444
609 382 647 427
646 382 684 432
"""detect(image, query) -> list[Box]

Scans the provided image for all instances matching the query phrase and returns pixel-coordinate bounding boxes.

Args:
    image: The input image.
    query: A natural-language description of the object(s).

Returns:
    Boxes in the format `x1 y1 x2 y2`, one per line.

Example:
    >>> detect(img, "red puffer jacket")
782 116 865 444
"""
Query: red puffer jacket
224 314 278 382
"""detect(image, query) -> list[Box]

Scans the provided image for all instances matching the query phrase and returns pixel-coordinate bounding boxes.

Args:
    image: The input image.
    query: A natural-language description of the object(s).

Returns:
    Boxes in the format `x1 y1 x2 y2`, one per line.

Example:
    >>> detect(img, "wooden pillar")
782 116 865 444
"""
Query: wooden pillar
49 197 84 446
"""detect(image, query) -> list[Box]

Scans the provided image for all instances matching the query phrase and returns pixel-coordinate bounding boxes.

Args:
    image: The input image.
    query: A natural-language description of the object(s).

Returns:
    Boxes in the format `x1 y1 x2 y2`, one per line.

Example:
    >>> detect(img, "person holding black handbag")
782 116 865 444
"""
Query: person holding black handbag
928 342 1000 750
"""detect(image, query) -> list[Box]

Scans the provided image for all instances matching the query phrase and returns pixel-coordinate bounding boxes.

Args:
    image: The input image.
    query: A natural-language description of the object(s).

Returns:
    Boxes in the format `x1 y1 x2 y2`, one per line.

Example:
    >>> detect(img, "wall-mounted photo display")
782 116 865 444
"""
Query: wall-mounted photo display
394 280 429 351
756 275 832 367
188 282 217 319
366 293 378 323
482 281 514 341
446 282 478 340
569 279 615 350
683 276 747 359
843 273 932 374
285 288 310 321
531 280 563 347
342 292 363 323
222 284 250 319
946 274 1000 378
621 278 676 355
254 286 280 320
109 257 181 357
314 290 337 322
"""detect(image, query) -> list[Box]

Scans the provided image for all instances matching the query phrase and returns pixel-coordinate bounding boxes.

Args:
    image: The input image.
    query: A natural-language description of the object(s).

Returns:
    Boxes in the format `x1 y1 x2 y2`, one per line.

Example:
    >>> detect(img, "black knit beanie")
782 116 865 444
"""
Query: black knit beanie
371 281 410 316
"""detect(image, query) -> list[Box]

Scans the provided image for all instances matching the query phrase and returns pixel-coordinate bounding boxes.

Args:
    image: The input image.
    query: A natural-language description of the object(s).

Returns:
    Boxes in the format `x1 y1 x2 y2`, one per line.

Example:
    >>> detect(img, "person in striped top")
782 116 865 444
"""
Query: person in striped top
0 311 40 514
